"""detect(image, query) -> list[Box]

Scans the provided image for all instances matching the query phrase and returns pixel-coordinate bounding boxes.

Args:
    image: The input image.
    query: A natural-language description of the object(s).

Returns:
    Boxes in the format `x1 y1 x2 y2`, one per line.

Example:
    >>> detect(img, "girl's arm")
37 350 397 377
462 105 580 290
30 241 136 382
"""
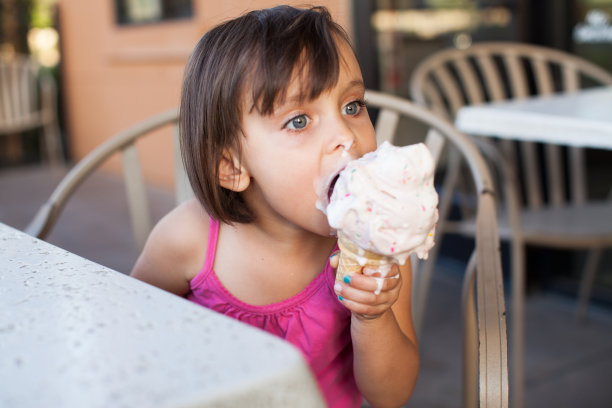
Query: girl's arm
333 259 418 407
130 199 208 296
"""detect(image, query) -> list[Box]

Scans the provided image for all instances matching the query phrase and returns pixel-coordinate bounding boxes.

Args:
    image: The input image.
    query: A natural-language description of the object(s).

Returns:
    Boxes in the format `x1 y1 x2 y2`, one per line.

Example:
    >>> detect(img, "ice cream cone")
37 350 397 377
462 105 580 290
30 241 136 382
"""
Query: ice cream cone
336 233 393 282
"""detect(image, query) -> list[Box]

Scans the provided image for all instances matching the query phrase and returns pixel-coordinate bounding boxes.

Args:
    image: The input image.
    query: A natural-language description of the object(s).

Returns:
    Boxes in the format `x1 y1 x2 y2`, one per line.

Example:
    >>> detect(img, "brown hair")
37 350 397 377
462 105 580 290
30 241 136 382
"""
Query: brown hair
180 5 352 223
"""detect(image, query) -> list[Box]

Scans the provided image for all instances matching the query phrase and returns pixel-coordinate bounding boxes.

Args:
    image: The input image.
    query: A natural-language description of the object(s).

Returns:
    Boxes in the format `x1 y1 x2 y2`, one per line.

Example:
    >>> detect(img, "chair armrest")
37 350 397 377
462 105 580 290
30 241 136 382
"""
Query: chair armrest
23 108 179 240
24 202 56 238
474 192 509 407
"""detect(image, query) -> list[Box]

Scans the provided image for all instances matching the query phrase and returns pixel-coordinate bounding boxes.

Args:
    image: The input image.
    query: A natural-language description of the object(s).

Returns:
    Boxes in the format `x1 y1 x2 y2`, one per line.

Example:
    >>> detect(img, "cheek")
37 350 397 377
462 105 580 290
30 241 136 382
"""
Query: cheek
354 118 377 150
364 133 377 151
260 156 317 200
280 166 323 216
282 165 319 200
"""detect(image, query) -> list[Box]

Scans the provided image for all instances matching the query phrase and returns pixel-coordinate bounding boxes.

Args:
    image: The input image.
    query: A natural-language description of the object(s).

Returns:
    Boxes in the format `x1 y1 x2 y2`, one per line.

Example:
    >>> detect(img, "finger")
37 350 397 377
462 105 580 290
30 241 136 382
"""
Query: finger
337 295 390 318
363 263 399 278
329 251 340 269
342 272 401 294
336 278 400 309
337 281 379 305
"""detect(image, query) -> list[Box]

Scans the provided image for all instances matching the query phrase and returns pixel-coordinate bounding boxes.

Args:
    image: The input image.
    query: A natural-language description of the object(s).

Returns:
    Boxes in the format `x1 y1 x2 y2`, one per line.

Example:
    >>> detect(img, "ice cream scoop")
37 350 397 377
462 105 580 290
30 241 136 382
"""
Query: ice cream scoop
323 141 439 284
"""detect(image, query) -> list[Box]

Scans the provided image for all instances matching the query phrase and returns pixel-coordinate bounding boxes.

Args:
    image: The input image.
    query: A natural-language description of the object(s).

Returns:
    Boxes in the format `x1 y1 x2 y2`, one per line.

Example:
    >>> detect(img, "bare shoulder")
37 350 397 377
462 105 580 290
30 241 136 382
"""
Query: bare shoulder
130 199 209 295
157 198 210 252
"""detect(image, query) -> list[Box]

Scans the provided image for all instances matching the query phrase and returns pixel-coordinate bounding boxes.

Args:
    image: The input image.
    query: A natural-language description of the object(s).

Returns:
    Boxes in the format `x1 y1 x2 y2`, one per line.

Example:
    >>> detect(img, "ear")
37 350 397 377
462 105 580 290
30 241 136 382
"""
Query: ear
218 149 250 192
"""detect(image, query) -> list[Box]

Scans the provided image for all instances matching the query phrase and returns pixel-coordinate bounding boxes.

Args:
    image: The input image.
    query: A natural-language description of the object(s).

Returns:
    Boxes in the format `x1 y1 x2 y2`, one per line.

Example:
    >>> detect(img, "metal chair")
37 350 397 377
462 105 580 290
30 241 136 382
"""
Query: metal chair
409 41 612 408
0 54 63 164
367 90 508 408
24 108 190 252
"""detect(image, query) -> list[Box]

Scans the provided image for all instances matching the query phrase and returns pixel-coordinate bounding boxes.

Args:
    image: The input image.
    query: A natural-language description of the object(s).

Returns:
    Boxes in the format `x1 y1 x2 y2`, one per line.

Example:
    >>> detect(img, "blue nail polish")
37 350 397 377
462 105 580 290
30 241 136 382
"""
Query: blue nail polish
343 275 351 284
338 295 344 301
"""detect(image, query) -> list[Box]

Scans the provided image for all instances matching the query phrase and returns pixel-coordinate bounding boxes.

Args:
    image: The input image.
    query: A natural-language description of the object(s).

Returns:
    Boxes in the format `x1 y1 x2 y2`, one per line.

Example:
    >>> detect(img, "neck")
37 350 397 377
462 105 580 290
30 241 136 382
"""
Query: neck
244 214 336 258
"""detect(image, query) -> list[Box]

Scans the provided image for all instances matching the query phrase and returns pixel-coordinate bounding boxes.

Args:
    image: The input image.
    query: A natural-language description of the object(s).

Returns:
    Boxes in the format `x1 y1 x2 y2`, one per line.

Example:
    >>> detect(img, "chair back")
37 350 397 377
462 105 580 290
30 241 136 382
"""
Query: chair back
366 90 508 408
410 42 612 209
24 108 190 251
0 54 63 163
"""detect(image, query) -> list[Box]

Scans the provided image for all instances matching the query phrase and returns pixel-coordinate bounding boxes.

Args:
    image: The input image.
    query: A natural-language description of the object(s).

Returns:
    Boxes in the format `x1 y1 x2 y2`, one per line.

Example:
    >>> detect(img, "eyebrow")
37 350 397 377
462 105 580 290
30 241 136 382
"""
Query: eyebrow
280 78 366 107
343 79 366 94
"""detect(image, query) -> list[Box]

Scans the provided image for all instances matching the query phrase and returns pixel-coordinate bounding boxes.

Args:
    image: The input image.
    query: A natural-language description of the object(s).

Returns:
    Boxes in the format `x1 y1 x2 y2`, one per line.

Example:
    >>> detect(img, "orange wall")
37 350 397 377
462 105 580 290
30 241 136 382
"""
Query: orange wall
58 0 352 188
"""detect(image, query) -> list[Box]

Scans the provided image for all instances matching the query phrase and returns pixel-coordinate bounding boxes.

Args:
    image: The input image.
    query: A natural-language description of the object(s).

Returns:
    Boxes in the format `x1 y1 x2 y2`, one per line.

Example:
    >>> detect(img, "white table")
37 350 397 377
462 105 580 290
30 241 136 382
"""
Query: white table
0 223 324 408
455 86 612 149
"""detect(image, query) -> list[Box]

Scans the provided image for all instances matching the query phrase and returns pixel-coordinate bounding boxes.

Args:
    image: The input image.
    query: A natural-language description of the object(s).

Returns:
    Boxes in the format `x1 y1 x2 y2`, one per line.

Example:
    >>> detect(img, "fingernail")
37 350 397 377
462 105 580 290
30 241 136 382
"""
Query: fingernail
343 275 351 284
338 295 344 301
362 267 375 275
334 283 342 293
329 253 338 261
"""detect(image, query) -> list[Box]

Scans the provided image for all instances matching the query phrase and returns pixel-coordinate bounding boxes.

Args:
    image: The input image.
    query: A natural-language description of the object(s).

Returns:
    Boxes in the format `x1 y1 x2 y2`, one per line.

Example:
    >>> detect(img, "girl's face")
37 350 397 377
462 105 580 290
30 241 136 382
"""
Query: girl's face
238 41 377 236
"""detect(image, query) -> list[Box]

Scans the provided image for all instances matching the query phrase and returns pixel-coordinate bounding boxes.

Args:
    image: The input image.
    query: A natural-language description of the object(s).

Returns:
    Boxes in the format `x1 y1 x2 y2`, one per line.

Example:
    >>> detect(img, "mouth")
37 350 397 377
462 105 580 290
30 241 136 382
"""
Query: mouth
328 173 340 202
316 162 350 214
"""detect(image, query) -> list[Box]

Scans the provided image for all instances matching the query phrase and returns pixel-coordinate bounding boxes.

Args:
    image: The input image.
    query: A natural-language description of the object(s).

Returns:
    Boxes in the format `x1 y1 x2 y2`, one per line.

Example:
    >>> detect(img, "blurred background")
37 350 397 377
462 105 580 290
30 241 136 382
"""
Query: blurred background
1 1 611 407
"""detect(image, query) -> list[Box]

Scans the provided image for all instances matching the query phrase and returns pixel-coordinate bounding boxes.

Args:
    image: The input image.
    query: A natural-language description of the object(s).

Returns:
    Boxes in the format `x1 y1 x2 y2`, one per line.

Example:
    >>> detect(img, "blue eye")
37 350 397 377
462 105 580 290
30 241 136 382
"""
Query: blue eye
343 100 366 116
285 114 310 130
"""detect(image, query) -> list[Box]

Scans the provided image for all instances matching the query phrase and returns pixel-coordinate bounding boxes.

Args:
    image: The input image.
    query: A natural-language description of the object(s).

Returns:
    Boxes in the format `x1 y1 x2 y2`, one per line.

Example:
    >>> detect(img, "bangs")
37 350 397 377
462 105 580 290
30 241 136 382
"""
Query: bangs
247 6 351 114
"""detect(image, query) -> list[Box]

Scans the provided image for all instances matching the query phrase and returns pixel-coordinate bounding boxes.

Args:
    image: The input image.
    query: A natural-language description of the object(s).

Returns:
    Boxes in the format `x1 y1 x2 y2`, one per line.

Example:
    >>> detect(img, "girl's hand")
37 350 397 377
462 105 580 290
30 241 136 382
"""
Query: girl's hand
329 251 403 320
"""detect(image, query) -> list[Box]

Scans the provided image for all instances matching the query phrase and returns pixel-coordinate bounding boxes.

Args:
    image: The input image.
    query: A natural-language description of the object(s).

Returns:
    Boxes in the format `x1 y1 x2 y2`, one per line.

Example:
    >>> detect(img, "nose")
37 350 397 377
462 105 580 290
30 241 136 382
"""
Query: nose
327 116 356 154
338 138 354 152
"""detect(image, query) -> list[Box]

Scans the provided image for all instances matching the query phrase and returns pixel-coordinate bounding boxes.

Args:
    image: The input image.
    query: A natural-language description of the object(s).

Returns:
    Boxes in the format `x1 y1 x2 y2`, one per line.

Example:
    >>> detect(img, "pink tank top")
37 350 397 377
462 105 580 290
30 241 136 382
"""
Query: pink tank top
186 219 361 407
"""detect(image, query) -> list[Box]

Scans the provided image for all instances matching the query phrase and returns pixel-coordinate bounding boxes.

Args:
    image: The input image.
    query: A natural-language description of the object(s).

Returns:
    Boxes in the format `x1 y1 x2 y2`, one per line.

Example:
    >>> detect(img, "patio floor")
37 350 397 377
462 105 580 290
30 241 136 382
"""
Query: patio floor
1 164 612 407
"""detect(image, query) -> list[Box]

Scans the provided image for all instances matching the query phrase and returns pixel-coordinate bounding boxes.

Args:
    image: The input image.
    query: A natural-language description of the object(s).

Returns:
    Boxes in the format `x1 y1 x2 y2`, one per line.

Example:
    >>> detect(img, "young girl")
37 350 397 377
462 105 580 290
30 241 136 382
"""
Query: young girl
131 6 418 407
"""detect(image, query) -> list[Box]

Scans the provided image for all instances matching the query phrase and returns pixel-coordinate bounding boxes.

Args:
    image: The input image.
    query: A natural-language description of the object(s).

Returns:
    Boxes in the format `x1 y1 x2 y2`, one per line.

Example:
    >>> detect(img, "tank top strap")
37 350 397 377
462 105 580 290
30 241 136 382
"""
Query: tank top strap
203 217 220 272
188 217 219 289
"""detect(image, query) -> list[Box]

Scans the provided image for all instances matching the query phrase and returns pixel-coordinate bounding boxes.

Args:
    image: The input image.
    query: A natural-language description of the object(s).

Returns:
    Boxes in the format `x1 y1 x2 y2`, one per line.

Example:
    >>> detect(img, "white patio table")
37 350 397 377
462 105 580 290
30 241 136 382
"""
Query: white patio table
455 85 612 150
0 222 324 408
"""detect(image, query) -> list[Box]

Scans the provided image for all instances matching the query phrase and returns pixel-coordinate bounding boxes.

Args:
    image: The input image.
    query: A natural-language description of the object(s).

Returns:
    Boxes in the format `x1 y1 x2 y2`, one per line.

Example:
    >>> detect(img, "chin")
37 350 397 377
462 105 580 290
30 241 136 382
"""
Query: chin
320 223 338 239
307 217 335 238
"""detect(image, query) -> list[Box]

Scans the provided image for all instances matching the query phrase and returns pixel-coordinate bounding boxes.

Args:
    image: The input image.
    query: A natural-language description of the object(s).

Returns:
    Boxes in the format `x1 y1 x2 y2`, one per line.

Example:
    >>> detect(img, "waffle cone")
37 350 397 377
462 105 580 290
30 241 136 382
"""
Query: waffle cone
336 234 392 282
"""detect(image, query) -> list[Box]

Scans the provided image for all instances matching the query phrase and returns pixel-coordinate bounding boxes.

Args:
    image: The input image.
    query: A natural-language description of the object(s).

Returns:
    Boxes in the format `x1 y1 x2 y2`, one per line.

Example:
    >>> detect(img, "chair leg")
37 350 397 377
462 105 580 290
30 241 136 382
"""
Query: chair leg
42 121 64 165
412 241 441 339
412 147 463 338
511 241 525 408
3 133 24 163
575 249 602 321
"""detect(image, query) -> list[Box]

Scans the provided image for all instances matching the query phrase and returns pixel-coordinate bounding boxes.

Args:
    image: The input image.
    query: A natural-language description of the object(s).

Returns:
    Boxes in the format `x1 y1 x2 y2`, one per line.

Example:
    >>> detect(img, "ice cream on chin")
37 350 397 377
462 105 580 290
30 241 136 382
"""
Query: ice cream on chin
322 141 439 287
